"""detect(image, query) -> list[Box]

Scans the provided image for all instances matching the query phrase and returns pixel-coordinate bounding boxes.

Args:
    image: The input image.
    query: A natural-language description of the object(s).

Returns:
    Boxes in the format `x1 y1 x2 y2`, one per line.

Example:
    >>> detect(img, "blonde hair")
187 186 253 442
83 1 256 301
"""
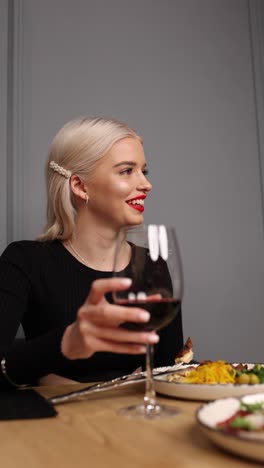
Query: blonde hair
38 116 142 241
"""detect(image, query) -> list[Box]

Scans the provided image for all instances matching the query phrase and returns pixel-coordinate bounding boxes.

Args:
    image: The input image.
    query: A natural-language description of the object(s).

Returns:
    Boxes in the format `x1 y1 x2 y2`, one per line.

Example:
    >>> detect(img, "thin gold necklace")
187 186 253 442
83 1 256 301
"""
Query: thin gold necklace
67 240 90 267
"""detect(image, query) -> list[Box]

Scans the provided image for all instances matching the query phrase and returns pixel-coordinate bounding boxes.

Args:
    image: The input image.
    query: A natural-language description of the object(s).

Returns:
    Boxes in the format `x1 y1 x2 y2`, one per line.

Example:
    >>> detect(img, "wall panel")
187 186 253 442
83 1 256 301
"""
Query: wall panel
0 0 8 252
249 0 264 236
2 0 264 360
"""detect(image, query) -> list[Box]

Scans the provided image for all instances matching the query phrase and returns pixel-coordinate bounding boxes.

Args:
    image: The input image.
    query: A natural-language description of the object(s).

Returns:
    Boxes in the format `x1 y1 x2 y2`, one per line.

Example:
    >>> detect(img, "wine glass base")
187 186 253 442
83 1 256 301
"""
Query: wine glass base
118 403 181 419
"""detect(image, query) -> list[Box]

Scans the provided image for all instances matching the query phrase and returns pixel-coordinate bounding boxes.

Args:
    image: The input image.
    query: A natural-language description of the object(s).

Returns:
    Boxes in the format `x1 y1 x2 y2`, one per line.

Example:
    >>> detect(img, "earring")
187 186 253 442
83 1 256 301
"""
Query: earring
84 194 89 205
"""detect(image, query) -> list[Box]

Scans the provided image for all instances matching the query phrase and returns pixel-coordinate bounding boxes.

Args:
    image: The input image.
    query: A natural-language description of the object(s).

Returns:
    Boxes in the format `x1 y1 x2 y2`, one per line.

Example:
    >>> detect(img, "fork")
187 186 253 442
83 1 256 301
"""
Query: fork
48 363 184 405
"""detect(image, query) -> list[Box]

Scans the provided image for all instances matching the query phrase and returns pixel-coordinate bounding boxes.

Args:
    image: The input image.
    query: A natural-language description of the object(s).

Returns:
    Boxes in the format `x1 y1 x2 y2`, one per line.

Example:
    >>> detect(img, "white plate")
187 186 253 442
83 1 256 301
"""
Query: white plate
154 363 264 401
197 393 264 463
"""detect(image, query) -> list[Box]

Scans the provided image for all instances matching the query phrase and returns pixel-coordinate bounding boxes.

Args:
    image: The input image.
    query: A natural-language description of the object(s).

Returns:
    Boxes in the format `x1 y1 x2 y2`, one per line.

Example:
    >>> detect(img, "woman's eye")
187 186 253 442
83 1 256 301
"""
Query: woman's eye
120 168 132 175
120 167 149 176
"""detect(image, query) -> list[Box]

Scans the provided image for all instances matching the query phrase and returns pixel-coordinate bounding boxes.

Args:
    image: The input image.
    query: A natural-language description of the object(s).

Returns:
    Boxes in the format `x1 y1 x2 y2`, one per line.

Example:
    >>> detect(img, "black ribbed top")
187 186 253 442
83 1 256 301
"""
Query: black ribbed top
0 240 183 387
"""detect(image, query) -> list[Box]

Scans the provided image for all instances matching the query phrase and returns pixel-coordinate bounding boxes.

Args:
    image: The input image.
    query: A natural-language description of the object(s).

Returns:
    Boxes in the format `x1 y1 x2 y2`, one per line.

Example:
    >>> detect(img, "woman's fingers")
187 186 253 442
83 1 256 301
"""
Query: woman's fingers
86 277 132 305
78 302 150 326
64 278 164 360
80 321 159 345
145 293 162 301
62 318 159 360
83 336 148 355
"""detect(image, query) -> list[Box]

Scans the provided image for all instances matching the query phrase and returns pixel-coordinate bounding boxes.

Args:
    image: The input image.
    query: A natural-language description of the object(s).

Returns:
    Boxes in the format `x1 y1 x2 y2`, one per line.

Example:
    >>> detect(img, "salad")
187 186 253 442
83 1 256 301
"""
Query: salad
217 399 264 435
167 362 264 385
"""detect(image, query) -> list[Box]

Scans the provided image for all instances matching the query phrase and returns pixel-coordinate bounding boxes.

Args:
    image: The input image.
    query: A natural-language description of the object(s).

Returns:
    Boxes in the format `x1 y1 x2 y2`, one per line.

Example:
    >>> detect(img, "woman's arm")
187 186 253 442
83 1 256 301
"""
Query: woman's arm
0 244 69 388
0 244 160 388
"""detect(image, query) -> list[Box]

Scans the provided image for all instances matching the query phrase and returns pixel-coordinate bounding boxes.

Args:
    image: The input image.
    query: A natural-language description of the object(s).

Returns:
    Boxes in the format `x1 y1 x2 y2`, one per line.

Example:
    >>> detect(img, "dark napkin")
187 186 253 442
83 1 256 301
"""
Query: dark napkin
0 389 57 420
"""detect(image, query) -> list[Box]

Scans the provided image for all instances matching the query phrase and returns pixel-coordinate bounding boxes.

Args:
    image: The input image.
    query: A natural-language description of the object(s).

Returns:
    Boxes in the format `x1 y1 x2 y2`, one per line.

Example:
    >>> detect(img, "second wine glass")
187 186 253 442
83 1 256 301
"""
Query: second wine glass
112 224 184 419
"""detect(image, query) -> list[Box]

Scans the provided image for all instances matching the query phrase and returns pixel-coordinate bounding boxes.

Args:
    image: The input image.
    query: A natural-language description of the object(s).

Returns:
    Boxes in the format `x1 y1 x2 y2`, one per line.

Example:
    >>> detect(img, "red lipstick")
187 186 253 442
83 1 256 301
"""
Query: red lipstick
126 195 146 213
127 195 146 201
130 205 144 212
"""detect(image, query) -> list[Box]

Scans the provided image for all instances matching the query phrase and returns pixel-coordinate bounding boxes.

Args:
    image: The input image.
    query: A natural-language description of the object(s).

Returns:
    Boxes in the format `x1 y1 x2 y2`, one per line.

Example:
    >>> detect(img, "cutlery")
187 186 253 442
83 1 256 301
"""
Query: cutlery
48 363 184 405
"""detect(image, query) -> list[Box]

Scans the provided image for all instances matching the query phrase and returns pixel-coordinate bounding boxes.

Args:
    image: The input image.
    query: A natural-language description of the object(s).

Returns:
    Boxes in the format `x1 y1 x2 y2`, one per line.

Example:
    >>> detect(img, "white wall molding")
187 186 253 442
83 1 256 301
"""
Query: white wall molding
0 0 9 252
11 0 31 242
248 0 264 236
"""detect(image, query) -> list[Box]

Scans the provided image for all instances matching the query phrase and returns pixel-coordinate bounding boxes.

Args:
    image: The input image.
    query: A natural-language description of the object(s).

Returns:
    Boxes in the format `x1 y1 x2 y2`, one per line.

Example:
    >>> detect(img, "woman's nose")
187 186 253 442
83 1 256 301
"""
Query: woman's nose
137 173 152 192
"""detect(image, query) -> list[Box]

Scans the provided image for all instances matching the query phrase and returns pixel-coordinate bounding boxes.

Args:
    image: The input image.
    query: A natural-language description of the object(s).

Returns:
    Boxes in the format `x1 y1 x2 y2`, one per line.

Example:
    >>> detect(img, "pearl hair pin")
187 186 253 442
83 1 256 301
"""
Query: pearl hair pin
49 161 72 179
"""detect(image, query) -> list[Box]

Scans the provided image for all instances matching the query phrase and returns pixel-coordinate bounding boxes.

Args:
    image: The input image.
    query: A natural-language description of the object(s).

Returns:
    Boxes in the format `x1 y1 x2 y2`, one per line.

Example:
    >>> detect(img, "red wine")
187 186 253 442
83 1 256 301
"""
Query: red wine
116 298 180 331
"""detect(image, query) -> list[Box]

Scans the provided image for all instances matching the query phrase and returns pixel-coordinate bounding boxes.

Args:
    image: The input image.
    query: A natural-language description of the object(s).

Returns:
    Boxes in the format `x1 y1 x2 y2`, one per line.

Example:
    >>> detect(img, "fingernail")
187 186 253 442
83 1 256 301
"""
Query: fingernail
120 278 132 286
149 334 160 343
138 311 150 321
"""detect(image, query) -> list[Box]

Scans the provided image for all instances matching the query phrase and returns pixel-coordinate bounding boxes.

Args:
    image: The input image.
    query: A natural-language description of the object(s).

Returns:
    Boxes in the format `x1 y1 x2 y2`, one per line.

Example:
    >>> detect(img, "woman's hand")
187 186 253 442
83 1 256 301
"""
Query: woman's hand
61 278 159 360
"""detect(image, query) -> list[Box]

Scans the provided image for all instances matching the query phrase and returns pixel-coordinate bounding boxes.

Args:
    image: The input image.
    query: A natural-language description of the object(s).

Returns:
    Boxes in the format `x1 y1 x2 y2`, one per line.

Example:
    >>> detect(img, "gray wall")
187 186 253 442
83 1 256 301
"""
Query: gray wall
1 0 264 362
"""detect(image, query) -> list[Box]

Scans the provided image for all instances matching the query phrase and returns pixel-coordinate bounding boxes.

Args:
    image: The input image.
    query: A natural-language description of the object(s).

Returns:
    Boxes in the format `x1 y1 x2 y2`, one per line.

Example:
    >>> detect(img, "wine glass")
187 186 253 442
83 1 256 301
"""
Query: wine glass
112 224 184 419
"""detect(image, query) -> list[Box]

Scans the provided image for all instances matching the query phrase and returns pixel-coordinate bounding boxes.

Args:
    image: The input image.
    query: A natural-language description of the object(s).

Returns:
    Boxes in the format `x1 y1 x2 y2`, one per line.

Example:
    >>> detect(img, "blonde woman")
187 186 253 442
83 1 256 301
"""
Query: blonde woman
0 117 184 388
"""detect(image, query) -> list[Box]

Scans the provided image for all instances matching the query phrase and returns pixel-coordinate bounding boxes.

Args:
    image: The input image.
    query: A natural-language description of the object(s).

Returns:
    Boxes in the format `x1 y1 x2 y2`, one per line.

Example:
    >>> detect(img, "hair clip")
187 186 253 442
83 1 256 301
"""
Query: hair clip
49 161 71 179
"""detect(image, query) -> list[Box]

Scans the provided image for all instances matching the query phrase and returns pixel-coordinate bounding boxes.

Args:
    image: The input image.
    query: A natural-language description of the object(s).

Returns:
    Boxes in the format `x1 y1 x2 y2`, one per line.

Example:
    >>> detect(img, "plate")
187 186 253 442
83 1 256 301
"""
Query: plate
154 364 264 401
197 393 264 463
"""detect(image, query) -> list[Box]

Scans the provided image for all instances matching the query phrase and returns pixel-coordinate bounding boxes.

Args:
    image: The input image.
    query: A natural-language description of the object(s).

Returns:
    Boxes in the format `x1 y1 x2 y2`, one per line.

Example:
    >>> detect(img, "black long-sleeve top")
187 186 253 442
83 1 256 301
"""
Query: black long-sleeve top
0 240 184 387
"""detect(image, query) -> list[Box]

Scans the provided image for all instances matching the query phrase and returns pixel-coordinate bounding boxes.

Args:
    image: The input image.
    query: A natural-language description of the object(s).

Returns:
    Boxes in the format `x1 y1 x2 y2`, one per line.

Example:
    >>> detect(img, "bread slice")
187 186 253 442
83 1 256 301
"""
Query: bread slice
175 337 193 364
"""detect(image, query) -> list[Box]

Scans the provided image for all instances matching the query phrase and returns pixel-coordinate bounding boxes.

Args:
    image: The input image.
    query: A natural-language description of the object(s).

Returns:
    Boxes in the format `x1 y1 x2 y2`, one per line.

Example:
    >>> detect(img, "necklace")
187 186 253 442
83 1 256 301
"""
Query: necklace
67 240 90 267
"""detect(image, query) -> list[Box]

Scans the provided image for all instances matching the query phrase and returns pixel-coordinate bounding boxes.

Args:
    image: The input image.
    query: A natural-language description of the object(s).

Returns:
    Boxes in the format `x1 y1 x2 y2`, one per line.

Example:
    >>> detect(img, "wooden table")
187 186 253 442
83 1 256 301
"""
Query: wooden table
0 382 259 468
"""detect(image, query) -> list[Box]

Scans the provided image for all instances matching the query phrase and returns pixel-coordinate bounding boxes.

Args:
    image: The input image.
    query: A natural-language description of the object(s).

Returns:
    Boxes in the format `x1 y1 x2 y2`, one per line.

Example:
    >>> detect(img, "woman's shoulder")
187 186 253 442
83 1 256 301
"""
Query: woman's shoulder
1 240 59 262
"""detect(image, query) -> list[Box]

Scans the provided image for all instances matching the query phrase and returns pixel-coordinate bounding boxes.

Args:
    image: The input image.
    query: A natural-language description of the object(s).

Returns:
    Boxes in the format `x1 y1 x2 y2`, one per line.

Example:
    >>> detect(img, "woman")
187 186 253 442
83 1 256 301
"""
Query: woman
0 117 184 388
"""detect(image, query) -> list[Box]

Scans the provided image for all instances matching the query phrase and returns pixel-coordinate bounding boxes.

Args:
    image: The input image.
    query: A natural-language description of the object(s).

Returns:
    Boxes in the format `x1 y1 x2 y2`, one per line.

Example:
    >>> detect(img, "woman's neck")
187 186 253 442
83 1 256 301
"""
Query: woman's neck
64 224 130 272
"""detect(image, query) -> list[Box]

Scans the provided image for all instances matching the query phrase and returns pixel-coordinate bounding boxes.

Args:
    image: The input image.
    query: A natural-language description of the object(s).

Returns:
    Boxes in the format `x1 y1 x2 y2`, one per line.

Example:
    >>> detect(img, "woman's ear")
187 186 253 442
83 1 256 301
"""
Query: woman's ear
69 175 89 204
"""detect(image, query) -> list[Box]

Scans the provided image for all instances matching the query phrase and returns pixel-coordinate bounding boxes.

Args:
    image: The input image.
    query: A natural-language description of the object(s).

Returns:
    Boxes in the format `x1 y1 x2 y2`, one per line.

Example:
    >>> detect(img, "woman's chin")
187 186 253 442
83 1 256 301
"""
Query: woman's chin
128 216 144 226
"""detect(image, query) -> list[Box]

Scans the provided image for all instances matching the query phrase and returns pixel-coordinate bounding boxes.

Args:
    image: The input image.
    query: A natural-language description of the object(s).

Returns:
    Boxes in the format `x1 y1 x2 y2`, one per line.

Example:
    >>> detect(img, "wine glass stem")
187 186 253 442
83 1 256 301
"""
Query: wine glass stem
144 344 156 408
